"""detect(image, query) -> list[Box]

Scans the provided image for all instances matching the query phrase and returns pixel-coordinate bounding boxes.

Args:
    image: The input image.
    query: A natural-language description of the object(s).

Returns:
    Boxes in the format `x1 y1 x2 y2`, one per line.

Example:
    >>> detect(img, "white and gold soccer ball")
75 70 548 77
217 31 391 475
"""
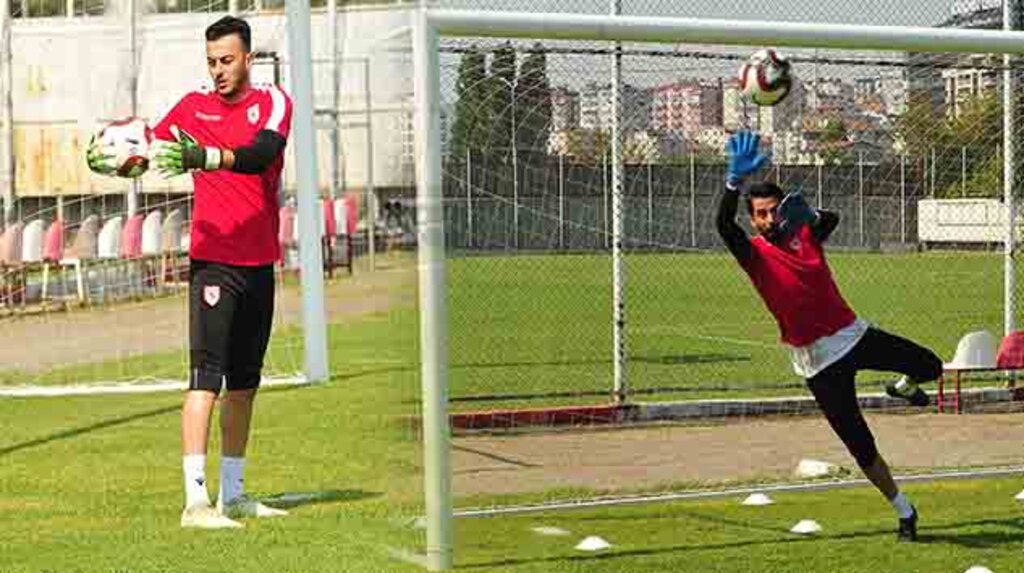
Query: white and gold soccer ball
94 117 153 178
738 49 793 107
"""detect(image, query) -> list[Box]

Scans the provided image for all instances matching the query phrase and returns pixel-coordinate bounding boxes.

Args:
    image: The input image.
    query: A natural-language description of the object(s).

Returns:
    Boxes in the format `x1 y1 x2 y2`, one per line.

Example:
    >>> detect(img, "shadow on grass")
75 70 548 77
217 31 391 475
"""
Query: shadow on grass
0 385 307 458
920 516 1024 548
260 489 381 509
0 403 180 457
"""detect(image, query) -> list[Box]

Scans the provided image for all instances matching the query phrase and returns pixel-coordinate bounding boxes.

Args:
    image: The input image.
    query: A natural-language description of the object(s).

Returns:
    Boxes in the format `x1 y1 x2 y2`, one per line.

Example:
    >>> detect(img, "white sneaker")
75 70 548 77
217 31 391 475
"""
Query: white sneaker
1014 489 1024 501
219 495 289 519
180 502 243 529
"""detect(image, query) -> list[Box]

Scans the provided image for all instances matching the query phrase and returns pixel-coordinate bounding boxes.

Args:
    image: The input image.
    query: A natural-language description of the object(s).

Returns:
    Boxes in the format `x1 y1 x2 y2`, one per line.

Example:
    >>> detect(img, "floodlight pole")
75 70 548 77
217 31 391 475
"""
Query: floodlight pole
610 0 627 404
0 0 13 228
413 8 453 571
1004 0 1017 340
127 0 139 218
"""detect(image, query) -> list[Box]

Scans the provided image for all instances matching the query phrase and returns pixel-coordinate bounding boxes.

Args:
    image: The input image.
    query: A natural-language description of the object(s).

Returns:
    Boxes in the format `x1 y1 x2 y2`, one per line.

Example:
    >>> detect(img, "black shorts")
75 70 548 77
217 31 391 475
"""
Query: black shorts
806 327 942 468
189 259 275 393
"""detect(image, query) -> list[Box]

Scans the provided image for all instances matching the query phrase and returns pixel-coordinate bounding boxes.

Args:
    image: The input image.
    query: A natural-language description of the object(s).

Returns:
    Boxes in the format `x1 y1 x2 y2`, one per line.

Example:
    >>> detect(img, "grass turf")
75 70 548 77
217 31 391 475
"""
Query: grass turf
450 476 1024 572
446 250 1015 406
3 252 1024 572
1 250 1016 410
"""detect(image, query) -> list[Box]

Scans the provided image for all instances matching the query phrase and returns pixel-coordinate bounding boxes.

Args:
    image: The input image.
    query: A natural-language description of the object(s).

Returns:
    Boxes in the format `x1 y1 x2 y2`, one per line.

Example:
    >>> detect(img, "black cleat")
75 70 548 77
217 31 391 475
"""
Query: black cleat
897 506 918 542
886 378 930 407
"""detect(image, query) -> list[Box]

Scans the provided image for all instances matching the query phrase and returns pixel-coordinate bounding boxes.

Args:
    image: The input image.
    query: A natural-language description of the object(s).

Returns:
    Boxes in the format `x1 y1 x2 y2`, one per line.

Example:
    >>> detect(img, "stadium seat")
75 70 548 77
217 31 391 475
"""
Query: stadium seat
938 330 1000 414
98 216 123 259
40 219 68 305
141 211 162 256
13 220 45 308
97 216 123 302
160 209 186 286
59 215 99 305
278 205 296 273
21 219 44 264
996 330 1024 370
121 214 144 259
138 211 163 293
0 222 23 307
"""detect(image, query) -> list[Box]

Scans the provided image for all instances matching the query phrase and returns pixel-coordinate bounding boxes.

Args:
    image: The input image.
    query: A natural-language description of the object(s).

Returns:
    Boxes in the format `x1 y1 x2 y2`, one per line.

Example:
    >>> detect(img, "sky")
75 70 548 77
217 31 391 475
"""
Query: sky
441 0 985 28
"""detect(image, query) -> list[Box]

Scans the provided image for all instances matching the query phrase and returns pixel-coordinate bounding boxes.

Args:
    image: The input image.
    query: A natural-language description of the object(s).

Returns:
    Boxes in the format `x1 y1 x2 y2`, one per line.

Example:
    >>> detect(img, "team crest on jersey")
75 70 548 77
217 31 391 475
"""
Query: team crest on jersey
247 104 260 125
789 237 802 251
203 285 221 307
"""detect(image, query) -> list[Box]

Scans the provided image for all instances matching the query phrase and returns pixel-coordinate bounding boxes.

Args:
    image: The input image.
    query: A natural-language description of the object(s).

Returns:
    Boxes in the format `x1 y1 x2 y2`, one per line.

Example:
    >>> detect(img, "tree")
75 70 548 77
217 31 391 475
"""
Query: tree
514 44 552 162
448 46 489 160
816 115 851 165
895 91 950 160
485 43 517 160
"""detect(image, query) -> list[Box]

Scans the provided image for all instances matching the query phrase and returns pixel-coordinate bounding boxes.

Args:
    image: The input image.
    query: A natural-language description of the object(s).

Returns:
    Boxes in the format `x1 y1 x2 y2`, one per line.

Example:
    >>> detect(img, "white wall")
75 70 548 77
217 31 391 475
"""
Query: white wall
9 4 413 197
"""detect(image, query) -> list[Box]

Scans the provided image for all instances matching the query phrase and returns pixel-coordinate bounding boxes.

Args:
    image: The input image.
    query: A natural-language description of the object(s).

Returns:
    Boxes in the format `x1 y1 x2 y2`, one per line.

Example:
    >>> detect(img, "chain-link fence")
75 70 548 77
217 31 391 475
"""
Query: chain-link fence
435 10 1024 413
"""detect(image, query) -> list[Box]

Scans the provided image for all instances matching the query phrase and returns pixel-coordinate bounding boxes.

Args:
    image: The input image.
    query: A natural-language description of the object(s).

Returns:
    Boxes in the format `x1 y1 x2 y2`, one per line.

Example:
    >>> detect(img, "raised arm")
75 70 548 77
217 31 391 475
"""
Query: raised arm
717 130 768 264
716 183 752 263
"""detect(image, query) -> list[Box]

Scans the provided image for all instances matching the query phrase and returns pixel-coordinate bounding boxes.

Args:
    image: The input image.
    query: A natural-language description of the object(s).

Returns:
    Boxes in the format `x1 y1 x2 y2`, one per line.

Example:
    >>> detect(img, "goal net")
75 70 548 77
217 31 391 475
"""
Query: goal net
408 5 1024 570
0 1 406 392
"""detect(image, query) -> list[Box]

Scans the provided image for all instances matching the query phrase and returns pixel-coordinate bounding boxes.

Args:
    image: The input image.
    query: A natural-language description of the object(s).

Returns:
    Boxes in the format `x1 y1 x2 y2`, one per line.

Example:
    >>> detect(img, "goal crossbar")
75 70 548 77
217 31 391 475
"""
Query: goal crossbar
428 9 1024 55
411 8 1024 571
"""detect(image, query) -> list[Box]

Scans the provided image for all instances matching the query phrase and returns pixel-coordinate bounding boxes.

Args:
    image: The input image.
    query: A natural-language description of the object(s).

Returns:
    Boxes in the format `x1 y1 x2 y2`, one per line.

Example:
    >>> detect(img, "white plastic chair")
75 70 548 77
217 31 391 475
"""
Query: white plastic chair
97 216 123 301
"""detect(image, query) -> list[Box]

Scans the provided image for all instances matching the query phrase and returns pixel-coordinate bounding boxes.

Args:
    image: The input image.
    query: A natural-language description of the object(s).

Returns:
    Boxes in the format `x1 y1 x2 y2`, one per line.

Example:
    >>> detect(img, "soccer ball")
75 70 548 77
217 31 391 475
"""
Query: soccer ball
738 49 793 107
94 117 153 178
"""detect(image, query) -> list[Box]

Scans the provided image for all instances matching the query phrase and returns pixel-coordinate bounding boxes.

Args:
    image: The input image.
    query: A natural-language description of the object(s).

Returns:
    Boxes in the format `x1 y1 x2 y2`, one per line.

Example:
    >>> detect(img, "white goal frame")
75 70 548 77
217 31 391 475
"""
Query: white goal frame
412 8 1024 571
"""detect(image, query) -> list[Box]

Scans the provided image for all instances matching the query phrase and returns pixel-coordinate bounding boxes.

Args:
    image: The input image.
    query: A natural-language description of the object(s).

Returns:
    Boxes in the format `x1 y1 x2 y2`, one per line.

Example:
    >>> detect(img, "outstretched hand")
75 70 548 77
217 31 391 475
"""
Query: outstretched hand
726 129 768 187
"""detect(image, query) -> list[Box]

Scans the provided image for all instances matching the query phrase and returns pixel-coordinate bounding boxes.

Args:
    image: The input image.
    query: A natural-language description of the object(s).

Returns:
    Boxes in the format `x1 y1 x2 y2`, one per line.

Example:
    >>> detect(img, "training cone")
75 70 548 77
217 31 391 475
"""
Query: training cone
964 567 994 573
1015 490 1024 501
575 536 612 551
795 459 840 479
790 519 822 535
742 493 774 506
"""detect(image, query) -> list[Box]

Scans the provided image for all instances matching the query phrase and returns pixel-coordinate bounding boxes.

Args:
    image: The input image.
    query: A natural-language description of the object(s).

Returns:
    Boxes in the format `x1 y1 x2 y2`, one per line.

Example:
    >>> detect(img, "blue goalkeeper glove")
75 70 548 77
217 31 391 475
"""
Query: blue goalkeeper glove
151 125 222 177
775 190 819 238
725 129 768 188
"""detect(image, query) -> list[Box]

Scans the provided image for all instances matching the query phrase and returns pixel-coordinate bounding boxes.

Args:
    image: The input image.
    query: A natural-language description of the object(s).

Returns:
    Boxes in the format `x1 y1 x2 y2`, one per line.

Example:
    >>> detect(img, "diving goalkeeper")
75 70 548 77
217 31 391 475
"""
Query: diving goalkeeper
716 129 944 542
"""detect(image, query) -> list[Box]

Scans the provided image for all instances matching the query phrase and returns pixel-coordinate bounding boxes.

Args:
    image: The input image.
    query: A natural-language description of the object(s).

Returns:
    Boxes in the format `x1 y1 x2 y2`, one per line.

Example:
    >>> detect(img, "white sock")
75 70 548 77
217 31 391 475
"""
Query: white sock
183 455 209 508
889 492 914 519
894 376 917 395
218 456 246 506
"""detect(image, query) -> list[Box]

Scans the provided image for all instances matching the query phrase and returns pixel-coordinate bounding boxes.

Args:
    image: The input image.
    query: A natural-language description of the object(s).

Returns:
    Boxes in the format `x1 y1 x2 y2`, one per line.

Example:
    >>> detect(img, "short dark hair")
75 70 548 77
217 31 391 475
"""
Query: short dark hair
206 16 251 52
745 182 785 215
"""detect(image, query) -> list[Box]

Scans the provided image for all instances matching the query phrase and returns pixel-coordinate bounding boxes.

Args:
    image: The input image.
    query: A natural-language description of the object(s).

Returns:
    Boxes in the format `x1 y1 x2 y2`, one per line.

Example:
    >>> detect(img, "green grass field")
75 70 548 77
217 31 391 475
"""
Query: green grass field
3 252 1024 572
447 250 1016 406
1 250 1016 408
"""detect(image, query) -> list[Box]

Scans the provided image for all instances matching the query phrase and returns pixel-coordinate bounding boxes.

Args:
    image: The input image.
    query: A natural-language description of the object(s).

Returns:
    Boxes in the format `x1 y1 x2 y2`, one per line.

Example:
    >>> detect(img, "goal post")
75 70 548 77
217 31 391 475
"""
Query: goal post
412 7 1024 571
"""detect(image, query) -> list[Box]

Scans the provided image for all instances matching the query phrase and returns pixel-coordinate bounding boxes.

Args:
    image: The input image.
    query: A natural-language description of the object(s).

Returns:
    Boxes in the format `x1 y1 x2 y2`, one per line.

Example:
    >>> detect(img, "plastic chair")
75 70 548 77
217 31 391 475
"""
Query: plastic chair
97 216 123 302
939 330 999 414
41 219 66 304
160 209 186 286
996 331 1024 370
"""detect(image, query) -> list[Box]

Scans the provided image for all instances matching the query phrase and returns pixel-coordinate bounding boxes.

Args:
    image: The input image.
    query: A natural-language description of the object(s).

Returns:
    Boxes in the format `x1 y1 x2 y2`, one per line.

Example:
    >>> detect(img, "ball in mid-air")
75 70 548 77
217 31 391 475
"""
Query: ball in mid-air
738 49 793 107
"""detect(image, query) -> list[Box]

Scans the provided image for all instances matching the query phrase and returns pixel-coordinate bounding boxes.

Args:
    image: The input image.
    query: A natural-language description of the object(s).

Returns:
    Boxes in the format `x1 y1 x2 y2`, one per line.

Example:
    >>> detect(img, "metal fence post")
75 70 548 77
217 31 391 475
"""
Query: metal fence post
466 148 472 249
900 153 906 244
858 150 865 247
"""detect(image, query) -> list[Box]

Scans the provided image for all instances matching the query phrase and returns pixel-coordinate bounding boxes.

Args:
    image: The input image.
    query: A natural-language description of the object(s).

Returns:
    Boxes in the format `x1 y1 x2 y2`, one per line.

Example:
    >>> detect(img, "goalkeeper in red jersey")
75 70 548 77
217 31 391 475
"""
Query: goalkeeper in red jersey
716 129 944 542
89 16 293 529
